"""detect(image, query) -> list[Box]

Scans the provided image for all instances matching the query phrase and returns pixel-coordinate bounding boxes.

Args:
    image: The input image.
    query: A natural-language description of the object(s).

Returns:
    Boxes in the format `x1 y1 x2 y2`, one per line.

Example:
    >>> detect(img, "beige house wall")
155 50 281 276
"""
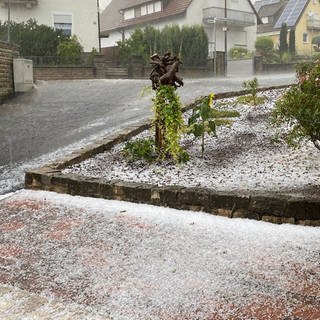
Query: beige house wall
295 0 320 55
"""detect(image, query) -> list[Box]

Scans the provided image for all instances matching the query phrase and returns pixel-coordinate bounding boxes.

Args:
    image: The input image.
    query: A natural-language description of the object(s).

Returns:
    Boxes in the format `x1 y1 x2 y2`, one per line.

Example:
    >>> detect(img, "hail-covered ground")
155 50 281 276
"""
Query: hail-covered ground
64 89 320 198
0 190 319 319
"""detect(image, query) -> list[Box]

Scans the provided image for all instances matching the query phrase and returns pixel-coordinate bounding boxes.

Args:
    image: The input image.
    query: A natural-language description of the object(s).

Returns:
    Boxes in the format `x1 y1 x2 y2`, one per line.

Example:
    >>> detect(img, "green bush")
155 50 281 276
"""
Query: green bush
117 25 208 66
229 47 252 59
0 19 67 57
255 36 274 54
57 35 83 64
187 93 239 156
272 61 320 151
239 77 266 106
123 138 155 162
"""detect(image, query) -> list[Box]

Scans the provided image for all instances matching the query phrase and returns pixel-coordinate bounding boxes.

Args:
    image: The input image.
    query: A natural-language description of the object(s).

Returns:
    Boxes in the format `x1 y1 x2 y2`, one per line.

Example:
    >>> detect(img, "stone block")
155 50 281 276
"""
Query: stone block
287 199 320 220
112 181 153 203
249 195 289 216
50 174 69 194
209 192 250 213
178 187 210 210
158 186 185 209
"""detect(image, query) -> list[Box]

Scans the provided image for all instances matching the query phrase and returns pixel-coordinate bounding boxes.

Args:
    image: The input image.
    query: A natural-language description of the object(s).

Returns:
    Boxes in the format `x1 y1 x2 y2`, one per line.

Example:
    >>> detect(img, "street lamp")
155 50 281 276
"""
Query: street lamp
7 0 11 43
97 0 101 53
224 0 227 76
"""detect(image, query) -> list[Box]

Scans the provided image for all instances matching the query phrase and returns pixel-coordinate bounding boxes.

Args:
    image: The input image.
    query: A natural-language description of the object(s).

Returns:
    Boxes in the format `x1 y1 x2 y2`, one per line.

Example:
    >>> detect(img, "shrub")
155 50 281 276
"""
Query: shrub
255 36 274 55
117 25 208 66
123 138 155 162
229 47 252 59
57 35 83 64
187 93 239 156
239 78 266 106
0 19 67 57
272 61 320 151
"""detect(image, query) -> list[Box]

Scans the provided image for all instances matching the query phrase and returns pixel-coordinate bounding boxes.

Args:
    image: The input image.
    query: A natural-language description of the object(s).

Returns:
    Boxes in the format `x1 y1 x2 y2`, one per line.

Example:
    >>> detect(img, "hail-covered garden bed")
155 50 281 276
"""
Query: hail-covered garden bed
63 88 319 198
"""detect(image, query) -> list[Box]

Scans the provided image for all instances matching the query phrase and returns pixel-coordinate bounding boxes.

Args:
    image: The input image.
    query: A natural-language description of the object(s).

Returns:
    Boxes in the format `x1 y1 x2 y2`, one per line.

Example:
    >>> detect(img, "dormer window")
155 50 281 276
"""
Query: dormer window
123 1 162 20
124 8 135 20
141 1 162 16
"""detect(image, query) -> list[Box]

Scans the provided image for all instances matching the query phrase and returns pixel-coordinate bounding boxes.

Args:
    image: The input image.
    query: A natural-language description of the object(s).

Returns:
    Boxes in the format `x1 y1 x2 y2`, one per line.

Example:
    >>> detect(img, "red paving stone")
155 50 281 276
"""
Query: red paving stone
0 190 319 319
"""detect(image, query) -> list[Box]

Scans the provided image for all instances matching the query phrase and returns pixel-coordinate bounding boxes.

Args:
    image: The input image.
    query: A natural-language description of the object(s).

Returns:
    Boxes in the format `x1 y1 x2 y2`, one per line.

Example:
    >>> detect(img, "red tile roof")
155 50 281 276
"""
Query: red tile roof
100 0 192 34
100 0 261 35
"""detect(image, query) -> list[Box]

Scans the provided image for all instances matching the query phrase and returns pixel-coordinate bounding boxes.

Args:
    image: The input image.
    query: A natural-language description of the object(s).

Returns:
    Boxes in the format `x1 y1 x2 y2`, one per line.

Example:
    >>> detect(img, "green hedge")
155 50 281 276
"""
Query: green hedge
118 25 208 67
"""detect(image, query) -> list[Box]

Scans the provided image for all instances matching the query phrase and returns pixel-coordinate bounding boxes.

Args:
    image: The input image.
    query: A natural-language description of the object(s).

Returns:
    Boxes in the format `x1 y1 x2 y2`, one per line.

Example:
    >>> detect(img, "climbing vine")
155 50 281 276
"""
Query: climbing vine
153 85 189 163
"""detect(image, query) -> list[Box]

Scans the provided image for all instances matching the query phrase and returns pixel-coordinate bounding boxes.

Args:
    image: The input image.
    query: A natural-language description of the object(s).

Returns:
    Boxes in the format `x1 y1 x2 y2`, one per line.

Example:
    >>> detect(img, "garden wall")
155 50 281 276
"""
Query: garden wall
0 41 18 103
33 66 96 81
254 56 296 74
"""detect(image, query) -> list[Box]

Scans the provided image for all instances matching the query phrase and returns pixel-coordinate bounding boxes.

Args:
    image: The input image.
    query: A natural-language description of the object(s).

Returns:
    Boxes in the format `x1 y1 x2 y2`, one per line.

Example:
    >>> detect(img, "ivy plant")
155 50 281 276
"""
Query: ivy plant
153 85 189 163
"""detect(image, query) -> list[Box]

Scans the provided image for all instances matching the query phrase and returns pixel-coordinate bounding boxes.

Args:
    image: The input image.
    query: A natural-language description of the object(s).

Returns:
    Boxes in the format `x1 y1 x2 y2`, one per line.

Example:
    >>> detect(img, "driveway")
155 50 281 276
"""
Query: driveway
0 190 319 320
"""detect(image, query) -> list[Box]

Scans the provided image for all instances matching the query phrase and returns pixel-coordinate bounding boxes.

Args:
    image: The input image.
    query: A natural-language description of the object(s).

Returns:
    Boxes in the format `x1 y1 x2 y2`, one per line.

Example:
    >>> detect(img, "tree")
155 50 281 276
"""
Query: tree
279 23 288 58
289 28 296 57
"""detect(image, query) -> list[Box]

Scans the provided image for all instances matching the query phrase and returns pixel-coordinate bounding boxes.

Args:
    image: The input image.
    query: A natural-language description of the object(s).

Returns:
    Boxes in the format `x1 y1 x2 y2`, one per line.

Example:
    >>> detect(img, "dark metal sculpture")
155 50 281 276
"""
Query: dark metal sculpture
150 52 184 90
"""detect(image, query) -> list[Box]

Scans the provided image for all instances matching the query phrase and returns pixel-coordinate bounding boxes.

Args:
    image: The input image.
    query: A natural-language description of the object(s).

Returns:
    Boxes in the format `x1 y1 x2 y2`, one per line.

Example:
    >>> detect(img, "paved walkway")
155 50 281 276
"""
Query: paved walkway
0 190 319 319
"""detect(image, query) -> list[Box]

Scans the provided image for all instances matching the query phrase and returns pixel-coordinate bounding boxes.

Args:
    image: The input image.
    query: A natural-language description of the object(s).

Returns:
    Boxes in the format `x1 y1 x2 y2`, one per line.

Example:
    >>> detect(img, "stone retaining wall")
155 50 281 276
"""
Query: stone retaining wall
33 66 96 81
25 86 319 226
0 41 18 103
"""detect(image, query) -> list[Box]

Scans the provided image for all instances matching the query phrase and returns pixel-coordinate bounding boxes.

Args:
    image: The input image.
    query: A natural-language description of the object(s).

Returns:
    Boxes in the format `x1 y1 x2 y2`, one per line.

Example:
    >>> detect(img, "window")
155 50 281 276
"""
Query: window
261 16 269 24
140 1 162 16
303 32 308 43
124 8 135 20
154 1 161 12
53 14 72 36
141 5 147 15
147 3 154 14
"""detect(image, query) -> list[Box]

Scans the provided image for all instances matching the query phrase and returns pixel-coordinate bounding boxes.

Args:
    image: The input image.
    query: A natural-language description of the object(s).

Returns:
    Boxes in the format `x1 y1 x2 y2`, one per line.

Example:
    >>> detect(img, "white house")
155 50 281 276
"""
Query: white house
100 0 261 56
0 0 99 52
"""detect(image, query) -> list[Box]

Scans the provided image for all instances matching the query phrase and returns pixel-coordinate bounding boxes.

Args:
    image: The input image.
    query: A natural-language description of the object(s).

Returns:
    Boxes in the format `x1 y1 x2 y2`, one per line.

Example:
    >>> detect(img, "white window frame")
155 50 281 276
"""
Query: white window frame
140 1 162 16
124 8 135 20
52 12 73 37
154 1 162 12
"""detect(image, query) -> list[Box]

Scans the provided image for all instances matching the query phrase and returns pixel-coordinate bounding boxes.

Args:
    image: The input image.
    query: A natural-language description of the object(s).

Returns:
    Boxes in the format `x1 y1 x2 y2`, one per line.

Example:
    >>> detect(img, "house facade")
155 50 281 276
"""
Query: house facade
256 0 320 56
100 0 261 57
0 0 99 52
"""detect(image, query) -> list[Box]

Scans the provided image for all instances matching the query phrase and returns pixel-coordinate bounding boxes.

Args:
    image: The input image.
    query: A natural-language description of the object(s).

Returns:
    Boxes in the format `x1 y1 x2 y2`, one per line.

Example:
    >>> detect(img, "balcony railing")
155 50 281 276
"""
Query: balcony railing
203 7 256 27
307 16 320 30
0 0 38 7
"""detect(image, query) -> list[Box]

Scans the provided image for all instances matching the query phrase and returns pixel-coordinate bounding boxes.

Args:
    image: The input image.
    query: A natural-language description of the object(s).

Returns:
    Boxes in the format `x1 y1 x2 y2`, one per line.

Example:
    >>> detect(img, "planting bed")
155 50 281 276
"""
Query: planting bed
25 88 320 225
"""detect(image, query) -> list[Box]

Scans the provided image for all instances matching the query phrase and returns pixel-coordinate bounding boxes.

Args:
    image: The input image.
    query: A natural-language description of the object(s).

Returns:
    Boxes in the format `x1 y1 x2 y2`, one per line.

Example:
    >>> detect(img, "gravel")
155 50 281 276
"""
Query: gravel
64 89 320 198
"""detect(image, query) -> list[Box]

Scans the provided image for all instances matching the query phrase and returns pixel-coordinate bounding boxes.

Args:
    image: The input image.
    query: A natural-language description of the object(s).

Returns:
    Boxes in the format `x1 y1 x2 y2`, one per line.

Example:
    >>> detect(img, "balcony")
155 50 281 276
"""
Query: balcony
307 15 320 31
0 0 38 8
203 7 256 27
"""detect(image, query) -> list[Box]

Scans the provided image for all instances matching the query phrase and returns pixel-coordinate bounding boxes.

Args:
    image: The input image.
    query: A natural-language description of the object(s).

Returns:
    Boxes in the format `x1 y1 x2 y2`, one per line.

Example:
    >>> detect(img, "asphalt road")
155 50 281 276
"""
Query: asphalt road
0 74 295 194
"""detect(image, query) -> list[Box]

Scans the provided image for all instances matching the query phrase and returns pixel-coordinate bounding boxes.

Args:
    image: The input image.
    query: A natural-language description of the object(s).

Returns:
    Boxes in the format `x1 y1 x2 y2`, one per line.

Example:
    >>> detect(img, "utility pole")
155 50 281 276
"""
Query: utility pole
224 0 227 76
7 0 11 43
97 0 101 53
